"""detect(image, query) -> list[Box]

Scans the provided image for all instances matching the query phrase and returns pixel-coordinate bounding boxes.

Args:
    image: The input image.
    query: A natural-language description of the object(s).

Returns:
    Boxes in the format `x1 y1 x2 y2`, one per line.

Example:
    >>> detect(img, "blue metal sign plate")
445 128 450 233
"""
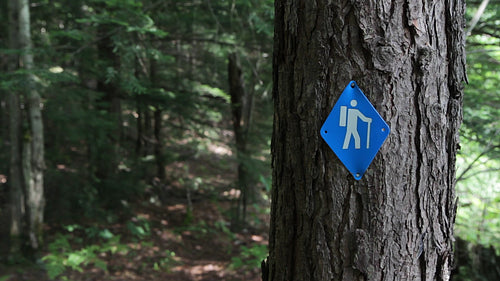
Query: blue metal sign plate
320 81 390 180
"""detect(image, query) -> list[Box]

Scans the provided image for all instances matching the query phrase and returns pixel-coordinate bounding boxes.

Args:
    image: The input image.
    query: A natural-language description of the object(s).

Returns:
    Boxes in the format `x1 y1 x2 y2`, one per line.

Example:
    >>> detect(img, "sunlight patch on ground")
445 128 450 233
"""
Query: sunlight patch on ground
222 188 241 199
251 235 265 242
172 262 226 279
167 204 186 212
157 229 182 243
207 143 233 156
190 263 223 274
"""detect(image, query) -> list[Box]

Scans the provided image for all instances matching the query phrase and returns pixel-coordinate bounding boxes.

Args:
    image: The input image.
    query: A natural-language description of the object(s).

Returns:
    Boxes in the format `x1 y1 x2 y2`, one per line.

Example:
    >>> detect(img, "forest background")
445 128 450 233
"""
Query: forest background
0 0 498 280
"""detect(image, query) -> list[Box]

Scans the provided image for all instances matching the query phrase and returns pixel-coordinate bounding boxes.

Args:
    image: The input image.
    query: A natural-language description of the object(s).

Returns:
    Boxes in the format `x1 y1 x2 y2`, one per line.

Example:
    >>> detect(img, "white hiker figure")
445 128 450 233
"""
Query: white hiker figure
340 99 372 149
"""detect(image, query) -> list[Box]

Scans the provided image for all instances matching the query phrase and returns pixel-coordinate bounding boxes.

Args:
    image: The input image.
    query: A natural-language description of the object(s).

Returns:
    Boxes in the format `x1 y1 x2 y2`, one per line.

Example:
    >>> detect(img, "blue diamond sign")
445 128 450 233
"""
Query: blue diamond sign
320 81 390 180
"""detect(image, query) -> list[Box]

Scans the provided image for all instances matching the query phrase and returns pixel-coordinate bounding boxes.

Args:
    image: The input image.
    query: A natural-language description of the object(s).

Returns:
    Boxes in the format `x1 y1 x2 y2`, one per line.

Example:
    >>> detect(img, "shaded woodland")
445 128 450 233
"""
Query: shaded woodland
0 0 498 280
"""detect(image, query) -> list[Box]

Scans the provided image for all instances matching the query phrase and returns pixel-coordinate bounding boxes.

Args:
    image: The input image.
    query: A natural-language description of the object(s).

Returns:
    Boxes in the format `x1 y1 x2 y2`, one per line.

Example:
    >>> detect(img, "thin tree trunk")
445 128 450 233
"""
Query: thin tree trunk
466 0 490 36
96 23 121 180
136 97 144 155
135 57 144 156
228 52 255 227
153 108 165 180
267 1 466 280
148 57 165 181
144 106 152 154
18 0 45 251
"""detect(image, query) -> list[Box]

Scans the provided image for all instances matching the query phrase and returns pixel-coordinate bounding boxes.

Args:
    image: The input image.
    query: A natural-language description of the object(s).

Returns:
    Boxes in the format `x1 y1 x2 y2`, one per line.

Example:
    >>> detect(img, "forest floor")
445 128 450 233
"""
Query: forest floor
1 199 268 281
0 143 270 281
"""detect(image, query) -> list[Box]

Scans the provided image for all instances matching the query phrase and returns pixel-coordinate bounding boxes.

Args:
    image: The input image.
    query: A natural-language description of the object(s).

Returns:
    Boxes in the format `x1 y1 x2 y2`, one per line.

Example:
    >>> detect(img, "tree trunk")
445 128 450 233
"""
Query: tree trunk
267 1 466 280
95 23 122 180
452 237 500 280
18 0 45 251
153 108 165 180
7 0 25 257
136 97 144 155
149 58 167 182
8 88 24 255
228 52 255 227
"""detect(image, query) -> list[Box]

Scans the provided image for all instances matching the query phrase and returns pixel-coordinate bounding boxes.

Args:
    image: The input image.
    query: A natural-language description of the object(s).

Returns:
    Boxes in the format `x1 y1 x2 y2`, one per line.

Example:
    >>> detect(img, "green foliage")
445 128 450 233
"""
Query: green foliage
1 0 274 269
42 233 125 279
463 0 500 154
174 220 211 239
153 250 177 272
25 0 273 218
126 217 151 240
41 222 181 280
214 219 236 240
456 147 500 248
230 244 268 270
454 2 500 273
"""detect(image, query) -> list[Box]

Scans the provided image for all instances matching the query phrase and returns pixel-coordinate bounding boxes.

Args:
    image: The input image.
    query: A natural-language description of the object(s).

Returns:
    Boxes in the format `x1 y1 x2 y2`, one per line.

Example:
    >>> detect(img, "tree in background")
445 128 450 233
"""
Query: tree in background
0 0 274 260
266 0 466 280
19 0 46 254
6 0 25 258
6 0 46 257
452 0 500 279
458 0 500 185
229 52 256 228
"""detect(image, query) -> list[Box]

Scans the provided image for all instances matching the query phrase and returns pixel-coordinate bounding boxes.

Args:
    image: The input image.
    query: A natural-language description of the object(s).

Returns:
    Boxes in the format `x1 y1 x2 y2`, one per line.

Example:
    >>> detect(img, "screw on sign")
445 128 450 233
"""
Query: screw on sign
320 81 390 180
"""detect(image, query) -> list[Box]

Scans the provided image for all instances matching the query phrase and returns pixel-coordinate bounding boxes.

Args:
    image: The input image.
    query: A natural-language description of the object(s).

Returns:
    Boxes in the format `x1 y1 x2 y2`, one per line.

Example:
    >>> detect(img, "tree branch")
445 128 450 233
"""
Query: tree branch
467 0 491 37
457 144 500 182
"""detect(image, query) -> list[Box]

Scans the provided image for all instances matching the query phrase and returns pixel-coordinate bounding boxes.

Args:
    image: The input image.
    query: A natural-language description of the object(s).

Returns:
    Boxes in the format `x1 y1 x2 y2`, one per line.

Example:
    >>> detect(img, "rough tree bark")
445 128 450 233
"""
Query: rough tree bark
266 1 466 280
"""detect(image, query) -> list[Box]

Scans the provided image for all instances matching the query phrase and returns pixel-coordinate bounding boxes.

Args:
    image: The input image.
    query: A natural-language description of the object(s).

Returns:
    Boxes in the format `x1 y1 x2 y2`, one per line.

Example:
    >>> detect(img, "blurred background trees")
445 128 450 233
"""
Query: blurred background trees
0 0 273 263
0 0 498 280
454 0 500 279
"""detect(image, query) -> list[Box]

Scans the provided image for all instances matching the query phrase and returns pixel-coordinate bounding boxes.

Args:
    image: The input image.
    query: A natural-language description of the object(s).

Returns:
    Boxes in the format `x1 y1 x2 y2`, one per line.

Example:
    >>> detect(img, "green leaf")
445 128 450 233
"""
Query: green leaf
94 259 108 271
195 84 230 103
45 261 66 279
99 229 114 239
67 253 86 270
